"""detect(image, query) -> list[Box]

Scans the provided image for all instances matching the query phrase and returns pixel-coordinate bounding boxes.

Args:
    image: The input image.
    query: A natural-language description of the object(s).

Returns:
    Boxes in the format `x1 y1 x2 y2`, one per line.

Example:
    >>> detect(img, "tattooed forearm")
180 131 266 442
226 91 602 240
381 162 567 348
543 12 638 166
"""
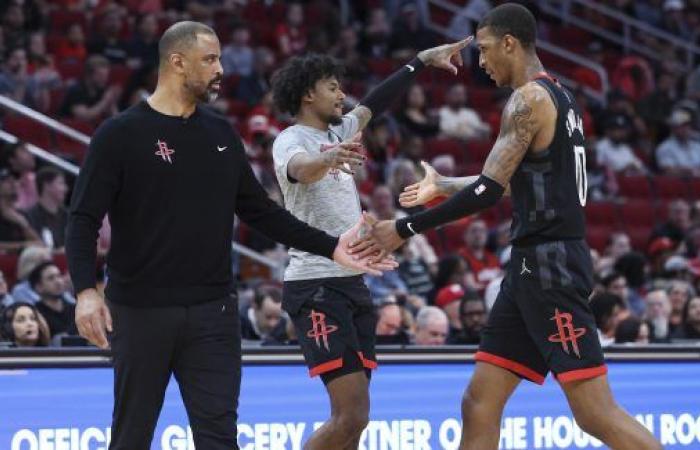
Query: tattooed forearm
349 105 372 131
482 86 541 188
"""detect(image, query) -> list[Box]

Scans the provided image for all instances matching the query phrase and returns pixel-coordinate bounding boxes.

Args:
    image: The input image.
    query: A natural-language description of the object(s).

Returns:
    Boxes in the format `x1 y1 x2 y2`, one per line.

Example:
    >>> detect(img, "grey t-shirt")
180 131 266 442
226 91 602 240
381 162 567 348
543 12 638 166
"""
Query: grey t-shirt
273 114 362 281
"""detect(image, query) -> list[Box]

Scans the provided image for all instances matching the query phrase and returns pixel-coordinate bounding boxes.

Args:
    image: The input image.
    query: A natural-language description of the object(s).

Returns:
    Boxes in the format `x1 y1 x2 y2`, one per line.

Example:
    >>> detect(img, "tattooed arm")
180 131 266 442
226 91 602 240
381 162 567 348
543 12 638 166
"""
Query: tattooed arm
350 82 552 259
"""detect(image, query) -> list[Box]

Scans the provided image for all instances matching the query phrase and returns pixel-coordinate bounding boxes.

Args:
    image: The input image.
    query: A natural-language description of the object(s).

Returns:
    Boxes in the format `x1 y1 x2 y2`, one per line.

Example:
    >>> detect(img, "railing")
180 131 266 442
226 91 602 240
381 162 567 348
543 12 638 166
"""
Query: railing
0 95 285 279
539 0 700 70
426 0 609 104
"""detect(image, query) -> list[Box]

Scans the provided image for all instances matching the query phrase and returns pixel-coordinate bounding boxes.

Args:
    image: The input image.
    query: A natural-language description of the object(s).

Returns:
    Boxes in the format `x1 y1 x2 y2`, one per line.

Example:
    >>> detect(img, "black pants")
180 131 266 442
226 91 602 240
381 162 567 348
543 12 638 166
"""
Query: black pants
108 295 241 450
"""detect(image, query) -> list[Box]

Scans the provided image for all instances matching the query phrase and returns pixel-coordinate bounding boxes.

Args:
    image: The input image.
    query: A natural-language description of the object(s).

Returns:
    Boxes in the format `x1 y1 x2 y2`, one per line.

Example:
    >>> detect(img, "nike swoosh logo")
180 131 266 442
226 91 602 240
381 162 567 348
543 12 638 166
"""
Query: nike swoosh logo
405 64 415 72
217 146 227 152
406 222 417 235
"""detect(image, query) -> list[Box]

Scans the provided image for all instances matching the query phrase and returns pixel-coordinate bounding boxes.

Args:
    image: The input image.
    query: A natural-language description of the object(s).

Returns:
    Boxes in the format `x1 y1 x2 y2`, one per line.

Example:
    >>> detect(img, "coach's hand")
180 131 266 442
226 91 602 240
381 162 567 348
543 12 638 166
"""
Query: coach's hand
349 212 405 263
399 161 443 207
334 214 399 275
76 289 112 349
417 36 473 75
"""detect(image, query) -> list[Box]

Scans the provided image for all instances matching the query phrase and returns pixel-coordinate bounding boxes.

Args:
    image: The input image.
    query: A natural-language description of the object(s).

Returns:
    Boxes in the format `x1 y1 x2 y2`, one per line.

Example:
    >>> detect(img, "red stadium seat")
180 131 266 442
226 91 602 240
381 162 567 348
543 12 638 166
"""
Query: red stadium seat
468 88 495 109
586 225 614 252
56 60 85 81
0 253 19 287
619 199 656 228
625 227 651 252
585 201 619 226
689 177 700 197
366 58 398 77
654 176 690 199
468 139 492 163
617 175 652 199
109 65 134 86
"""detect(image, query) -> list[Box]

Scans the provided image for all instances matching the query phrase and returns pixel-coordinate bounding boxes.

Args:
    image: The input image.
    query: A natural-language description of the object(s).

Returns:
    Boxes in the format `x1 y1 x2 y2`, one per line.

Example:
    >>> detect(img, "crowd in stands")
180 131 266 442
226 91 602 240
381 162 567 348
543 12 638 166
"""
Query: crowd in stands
0 0 699 348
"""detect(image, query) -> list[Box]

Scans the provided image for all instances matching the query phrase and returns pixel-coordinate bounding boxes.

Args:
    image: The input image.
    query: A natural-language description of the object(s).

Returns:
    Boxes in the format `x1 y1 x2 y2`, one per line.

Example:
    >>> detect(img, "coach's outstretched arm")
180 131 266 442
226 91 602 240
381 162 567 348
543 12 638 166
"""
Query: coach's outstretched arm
350 82 552 260
348 37 473 130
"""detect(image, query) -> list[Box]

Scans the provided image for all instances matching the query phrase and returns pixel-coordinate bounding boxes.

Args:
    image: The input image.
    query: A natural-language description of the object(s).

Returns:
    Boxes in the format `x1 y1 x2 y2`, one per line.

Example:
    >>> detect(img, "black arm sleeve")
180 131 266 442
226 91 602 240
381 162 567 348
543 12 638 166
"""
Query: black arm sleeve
234 144 339 259
395 175 505 239
359 57 425 117
65 121 122 294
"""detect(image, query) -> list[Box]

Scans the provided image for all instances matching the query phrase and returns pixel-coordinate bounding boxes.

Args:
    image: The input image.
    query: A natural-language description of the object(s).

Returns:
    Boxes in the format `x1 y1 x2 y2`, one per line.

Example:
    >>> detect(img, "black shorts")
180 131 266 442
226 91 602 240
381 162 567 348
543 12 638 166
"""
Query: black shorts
283 275 377 383
477 239 607 384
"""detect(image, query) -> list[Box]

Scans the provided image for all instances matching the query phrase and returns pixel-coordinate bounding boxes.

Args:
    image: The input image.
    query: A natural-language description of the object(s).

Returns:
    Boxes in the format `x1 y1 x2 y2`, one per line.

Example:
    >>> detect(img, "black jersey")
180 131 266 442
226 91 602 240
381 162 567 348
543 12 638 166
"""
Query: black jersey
509 74 588 247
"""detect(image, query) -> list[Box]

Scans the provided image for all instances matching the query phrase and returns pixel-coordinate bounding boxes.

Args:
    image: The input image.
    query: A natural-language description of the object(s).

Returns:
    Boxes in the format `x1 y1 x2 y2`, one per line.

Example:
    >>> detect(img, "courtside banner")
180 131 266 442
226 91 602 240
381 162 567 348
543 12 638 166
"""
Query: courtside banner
1 362 699 450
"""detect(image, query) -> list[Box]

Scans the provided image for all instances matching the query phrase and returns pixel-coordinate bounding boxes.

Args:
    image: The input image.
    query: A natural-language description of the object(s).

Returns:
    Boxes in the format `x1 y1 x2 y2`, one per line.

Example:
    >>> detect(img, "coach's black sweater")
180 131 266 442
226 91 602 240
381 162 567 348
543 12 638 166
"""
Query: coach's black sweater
66 101 338 307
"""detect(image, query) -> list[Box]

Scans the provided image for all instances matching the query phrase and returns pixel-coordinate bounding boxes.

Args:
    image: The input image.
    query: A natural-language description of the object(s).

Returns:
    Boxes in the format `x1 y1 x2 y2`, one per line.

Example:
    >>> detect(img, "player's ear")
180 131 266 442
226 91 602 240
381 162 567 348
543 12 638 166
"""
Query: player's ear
502 35 517 54
302 86 315 105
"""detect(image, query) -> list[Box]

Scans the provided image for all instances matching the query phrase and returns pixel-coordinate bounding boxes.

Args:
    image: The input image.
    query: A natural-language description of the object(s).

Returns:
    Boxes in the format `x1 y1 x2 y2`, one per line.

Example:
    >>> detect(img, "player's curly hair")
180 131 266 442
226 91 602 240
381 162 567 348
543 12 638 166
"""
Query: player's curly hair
271 53 345 116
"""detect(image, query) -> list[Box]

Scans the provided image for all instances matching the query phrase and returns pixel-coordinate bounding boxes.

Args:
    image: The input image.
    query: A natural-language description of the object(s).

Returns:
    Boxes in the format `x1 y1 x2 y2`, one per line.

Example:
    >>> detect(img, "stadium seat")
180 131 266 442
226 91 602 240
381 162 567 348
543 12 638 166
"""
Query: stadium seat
654 176 690 199
425 138 467 164
586 225 614 252
468 139 492 163
585 201 619 226
619 199 656 227
617 175 652 199
0 253 19 287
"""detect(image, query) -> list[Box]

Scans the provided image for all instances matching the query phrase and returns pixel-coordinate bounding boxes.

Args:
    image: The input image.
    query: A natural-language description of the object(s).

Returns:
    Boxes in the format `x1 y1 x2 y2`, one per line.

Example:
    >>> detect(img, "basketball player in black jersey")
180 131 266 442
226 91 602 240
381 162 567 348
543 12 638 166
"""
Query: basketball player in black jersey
350 4 662 449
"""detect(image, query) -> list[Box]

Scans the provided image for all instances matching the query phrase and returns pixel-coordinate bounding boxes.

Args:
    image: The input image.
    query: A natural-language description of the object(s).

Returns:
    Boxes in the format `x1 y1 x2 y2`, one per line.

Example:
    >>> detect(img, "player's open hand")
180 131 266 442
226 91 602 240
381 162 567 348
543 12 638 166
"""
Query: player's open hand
320 132 365 175
399 161 444 208
417 36 473 75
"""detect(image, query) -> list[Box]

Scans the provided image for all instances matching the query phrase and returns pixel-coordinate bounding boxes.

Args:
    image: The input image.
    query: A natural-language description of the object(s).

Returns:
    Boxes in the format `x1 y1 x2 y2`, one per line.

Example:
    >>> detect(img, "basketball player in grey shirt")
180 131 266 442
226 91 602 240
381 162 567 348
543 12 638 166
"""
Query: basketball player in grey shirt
271 39 470 449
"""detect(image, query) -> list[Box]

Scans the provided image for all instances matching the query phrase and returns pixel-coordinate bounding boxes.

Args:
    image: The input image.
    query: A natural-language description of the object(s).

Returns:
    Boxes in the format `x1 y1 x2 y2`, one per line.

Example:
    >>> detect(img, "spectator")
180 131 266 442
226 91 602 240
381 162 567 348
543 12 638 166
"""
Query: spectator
240 286 284 341
651 199 691 244
672 296 700 339
87 7 129 64
0 141 37 210
661 0 690 37
571 41 605 91
361 8 392 58
432 254 470 297
431 154 456 178
644 289 672 342
598 90 647 145
397 241 434 299
386 158 419 201
396 84 439 138
595 114 647 174
0 169 41 250
277 2 307 57
235 47 275 106
60 55 121 122
0 269 14 308
447 293 486 345
389 3 435 60
11 244 51 303
127 13 159 69
375 300 410 344
438 84 491 141
637 70 678 142
597 232 632 273
590 292 626 347
613 251 648 316
1 2 26 50
434 283 464 334
54 23 87 64
601 271 639 315
611 55 654 103
413 306 448 345
668 280 693 334
614 317 651 344
0 46 52 111
364 268 408 303
330 26 368 82
459 219 501 292
221 23 254 78
23 167 68 249
656 109 700 177
0 302 50 347
30 262 76 338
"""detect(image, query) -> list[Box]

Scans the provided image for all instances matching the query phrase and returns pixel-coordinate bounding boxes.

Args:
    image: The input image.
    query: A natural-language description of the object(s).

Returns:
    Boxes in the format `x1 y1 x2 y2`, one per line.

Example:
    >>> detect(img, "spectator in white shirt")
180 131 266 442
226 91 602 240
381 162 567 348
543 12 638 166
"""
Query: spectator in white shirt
656 109 700 177
438 84 491 141
595 113 647 174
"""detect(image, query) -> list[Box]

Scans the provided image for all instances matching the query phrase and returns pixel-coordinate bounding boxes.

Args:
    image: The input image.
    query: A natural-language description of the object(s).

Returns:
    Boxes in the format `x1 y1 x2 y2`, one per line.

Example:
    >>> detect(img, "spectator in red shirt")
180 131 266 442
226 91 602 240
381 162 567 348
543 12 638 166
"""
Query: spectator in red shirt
277 2 307 57
55 23 87 64
459 219 501 292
